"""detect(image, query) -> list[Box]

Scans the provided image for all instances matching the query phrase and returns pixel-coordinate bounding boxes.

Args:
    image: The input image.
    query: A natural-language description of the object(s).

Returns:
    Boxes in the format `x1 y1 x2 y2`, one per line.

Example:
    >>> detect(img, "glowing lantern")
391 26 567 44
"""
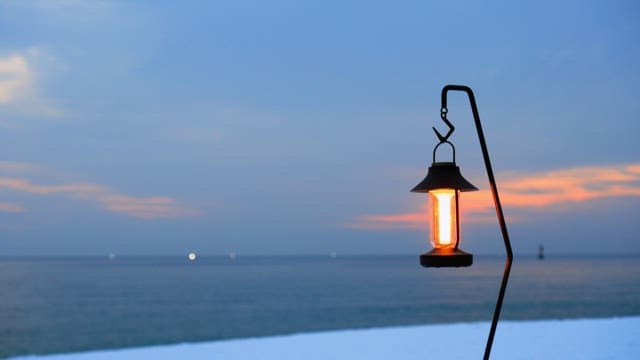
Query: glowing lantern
409 84 513 359
411 147 478 267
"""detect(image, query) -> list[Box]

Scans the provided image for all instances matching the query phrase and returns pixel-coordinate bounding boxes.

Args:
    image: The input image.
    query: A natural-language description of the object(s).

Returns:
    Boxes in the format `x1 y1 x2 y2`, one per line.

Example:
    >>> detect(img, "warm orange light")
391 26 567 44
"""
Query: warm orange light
429 189 457 249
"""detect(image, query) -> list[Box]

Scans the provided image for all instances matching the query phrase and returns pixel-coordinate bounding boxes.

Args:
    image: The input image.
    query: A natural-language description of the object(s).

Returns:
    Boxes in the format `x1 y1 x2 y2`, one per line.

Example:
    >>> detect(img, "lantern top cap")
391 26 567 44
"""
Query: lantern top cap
411 162 478 193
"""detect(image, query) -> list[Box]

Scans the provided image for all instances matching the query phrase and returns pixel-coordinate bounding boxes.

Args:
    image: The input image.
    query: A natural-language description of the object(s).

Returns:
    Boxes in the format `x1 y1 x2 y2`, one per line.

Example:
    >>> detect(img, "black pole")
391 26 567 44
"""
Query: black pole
441 85 514 360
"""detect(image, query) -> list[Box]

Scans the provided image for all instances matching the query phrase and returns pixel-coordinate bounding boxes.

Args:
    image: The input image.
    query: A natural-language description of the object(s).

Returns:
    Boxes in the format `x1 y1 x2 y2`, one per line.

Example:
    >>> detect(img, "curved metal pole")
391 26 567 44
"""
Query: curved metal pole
441 84 514 360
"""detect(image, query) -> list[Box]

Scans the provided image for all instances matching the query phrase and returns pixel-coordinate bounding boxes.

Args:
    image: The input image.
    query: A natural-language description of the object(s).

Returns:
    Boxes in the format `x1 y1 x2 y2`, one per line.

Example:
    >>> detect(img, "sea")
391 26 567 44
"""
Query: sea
1 255 639 358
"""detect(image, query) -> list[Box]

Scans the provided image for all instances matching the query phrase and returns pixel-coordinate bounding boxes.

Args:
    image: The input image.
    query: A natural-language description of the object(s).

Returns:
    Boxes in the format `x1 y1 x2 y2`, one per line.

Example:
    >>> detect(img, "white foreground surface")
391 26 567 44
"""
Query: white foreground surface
13 317 640 360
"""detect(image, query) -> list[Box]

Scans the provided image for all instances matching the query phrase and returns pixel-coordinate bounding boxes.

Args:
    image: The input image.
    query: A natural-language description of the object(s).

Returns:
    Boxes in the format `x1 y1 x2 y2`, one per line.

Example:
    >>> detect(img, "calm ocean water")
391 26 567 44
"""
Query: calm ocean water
1 255 639 358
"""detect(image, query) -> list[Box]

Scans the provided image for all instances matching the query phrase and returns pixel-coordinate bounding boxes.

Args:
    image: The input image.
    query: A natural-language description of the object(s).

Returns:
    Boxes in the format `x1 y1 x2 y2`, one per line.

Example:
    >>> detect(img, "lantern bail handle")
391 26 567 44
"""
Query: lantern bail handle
432 140 456 163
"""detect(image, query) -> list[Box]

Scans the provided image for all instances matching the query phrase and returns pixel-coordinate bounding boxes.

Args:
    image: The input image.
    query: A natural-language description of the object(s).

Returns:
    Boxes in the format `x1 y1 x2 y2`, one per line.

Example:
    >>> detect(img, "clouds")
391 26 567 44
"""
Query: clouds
0 54 32 104
0 163 200 219
347 163 640 231
0 202 25 213
0 50 63 118
1 1 638 255
96 194 199 219
491 164 640 208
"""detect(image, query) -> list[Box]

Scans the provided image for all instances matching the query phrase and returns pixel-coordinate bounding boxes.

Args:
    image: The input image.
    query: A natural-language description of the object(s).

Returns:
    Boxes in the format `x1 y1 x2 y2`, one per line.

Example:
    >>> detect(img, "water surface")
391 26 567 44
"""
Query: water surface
1 255 638 358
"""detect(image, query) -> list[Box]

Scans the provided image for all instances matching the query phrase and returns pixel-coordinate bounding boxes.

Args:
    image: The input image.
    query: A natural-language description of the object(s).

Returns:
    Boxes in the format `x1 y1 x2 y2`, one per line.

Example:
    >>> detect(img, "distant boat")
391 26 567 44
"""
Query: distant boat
329 252 337 259
188 252 197 261
229 252 237 260
538 245 544 260
108 253 116 261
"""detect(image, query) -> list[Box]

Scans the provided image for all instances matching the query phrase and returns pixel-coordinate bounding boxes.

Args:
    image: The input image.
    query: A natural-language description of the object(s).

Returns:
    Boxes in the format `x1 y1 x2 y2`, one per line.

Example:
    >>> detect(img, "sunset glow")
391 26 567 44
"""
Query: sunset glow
0 173 199 219
0 0 638 256
347 163 640 231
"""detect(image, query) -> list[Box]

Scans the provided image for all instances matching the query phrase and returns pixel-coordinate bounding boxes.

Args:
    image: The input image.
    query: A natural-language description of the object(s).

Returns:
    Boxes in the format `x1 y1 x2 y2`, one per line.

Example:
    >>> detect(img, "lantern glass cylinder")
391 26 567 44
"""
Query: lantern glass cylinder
429 188 457 249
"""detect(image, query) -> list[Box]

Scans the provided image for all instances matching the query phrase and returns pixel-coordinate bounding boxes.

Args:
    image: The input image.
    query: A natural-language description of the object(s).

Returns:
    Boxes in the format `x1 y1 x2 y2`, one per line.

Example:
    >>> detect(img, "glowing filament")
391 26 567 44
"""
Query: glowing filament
429 189 457 248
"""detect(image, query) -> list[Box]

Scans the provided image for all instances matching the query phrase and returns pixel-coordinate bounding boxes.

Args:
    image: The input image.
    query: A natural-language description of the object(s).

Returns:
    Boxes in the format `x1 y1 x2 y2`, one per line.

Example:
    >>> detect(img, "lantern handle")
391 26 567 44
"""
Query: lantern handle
441 84 513 360
432 140 456 163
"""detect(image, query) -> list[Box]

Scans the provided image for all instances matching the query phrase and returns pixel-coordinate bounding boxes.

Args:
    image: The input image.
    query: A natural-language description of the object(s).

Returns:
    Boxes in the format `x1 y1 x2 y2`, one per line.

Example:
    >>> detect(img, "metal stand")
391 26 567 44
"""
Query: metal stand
440 85 514 360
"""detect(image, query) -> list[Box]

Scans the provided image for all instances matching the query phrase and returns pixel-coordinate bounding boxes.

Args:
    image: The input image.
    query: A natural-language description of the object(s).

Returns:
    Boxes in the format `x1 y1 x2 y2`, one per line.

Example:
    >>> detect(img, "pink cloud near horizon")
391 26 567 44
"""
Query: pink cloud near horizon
0 201 26 213
0 176 199 219
346 163 640 231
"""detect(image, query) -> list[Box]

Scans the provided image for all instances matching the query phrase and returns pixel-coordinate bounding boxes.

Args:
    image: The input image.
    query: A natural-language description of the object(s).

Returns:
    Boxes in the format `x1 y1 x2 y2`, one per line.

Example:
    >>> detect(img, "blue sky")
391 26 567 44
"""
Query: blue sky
0 0 639 255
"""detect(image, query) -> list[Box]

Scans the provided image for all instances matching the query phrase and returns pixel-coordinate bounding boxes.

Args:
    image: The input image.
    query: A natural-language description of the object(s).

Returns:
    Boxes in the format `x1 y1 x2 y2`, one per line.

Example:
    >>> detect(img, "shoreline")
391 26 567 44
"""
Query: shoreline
10 316 640 359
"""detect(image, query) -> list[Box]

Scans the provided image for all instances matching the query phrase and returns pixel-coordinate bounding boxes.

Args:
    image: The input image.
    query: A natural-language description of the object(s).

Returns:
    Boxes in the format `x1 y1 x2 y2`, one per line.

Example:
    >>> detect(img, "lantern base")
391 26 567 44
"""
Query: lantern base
420 248 473 268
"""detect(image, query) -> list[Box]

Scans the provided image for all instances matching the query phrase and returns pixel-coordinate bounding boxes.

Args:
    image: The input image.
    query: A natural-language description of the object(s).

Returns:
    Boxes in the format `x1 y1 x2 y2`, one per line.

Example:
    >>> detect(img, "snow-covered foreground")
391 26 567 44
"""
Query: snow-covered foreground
12 317 640 359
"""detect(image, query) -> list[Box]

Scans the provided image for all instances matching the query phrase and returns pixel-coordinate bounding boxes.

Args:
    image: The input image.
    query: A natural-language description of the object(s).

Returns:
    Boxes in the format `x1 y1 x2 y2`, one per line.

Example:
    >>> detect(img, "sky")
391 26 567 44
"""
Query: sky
0 0 639 256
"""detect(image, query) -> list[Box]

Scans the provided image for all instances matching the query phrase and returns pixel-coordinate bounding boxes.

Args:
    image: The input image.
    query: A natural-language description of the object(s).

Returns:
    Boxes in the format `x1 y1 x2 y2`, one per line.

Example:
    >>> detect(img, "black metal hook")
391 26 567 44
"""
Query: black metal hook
432 107 455 143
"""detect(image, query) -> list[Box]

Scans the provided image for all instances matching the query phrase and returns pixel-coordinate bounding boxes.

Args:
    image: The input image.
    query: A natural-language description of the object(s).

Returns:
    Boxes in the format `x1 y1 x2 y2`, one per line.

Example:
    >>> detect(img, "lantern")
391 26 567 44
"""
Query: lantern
411 143 477 267
409 84 513 359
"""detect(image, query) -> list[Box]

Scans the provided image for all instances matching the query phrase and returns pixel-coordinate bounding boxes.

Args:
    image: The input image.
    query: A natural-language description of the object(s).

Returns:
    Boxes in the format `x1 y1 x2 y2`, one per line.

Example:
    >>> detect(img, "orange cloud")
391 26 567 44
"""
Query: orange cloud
0 201 25 213
344 211 427 231
97 194 199 219
0 176 199 219
346 163 640 230
0 178 106 195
